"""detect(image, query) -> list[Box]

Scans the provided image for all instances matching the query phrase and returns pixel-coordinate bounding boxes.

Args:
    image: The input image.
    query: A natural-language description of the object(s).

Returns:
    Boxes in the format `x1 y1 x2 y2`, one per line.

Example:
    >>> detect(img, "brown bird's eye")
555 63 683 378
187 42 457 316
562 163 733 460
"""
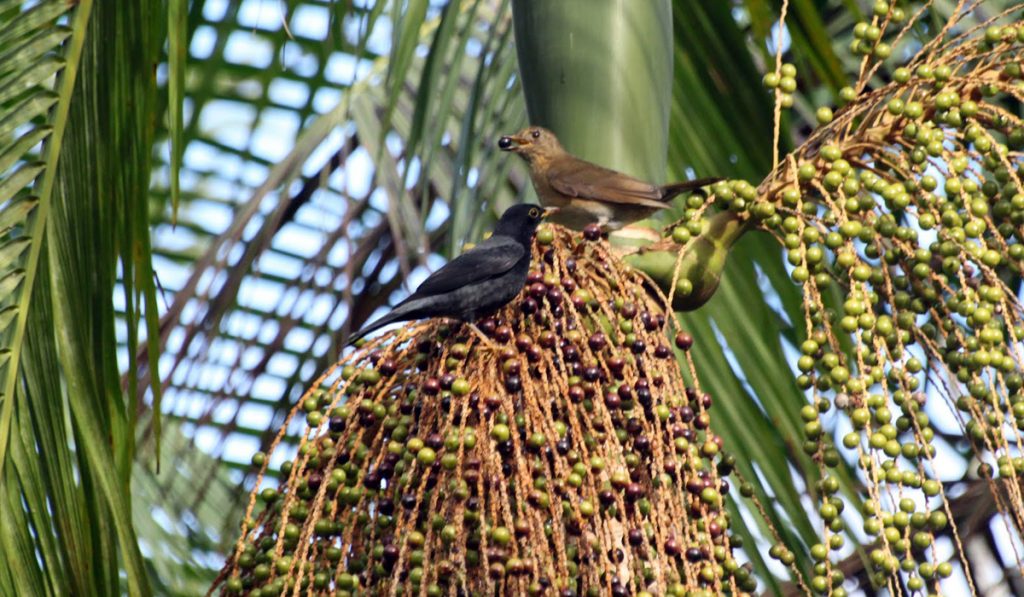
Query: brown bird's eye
531 129 541 139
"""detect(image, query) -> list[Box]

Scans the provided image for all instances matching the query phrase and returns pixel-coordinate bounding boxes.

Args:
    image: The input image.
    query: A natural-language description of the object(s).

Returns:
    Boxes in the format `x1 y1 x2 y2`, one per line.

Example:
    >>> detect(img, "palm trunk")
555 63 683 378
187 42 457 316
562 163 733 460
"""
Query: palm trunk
511 0 673 183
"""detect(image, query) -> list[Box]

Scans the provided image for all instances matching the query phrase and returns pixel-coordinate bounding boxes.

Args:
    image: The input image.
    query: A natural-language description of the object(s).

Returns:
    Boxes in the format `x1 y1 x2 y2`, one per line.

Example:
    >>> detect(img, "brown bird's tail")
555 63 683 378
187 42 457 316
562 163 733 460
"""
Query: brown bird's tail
658 177 723 201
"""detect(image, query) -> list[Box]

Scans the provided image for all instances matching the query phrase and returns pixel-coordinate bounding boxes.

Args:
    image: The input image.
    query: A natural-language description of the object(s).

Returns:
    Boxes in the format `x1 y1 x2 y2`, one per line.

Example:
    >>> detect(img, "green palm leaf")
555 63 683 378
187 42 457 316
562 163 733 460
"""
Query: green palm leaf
0 0 76 472
0 1 167 594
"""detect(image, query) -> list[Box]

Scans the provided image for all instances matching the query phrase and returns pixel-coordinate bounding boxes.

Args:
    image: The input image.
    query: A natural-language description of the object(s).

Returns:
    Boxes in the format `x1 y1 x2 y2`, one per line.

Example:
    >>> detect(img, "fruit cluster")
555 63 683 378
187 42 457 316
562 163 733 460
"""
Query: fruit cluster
729 14 1024 596
214 228 747 596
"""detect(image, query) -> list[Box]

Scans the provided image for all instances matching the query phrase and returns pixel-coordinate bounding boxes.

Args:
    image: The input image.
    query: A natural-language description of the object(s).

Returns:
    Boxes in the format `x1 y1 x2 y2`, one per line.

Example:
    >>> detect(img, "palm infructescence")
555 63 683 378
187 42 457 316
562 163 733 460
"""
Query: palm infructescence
2 0 1024 595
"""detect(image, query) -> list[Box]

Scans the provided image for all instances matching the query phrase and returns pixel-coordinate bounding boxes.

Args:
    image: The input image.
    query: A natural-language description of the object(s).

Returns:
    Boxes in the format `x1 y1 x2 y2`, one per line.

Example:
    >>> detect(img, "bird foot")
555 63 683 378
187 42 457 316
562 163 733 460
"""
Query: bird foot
465 323 502 352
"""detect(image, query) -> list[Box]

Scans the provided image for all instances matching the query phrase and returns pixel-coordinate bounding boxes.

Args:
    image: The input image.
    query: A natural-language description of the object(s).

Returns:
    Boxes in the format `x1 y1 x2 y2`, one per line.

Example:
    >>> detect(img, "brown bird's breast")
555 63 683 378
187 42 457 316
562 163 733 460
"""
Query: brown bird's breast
528 168 571 209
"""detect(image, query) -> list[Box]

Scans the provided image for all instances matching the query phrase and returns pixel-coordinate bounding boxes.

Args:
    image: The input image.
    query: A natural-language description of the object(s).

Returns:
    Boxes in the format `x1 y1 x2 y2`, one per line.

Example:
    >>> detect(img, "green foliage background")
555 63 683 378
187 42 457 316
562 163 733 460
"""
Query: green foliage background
0 0 1020 594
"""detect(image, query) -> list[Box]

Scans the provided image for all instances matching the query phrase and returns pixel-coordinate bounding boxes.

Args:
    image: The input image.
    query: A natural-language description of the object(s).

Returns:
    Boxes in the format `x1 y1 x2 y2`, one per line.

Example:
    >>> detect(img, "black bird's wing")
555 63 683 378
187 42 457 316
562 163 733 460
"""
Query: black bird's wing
348 235 526 343
414 235 525 296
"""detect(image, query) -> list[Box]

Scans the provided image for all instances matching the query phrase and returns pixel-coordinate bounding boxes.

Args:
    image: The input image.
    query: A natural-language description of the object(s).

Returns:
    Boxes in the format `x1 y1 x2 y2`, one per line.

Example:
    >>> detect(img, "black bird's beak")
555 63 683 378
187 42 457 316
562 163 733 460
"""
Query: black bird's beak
498 135 526 151
542 207 559 218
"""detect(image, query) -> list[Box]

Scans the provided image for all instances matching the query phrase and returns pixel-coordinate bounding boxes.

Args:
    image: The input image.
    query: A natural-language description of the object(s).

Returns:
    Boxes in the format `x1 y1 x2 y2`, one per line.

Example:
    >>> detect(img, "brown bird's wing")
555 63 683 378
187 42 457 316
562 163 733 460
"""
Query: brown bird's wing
546 159 667 210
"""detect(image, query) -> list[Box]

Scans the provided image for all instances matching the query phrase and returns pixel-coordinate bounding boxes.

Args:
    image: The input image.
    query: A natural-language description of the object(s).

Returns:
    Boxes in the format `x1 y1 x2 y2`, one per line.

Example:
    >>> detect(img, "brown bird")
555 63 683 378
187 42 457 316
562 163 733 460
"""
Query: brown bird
498 126 721 231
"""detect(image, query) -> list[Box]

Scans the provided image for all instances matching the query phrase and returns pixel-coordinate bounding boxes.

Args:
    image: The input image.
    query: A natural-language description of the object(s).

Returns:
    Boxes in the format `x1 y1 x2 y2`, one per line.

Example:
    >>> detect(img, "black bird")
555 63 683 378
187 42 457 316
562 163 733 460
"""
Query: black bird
349 204 555 344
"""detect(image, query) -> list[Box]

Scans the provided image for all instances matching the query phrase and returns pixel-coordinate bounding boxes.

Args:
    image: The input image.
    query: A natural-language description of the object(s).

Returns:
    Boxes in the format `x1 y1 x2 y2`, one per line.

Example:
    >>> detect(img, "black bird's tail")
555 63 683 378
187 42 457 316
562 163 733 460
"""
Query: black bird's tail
659 177 723 201
348 308 411 345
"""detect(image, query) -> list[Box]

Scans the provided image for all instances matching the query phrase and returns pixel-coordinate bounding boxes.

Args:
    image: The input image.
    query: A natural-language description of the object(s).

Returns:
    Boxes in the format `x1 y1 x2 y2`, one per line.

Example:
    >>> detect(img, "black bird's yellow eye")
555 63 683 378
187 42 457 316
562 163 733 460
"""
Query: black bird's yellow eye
529 207 540 218
531 129 541 139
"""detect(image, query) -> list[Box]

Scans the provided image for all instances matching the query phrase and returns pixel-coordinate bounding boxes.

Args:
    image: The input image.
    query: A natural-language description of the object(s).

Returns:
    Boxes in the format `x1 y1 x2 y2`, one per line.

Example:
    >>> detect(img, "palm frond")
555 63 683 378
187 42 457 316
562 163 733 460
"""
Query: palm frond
132 6 526 569
0 0 76 472
1 1 169 594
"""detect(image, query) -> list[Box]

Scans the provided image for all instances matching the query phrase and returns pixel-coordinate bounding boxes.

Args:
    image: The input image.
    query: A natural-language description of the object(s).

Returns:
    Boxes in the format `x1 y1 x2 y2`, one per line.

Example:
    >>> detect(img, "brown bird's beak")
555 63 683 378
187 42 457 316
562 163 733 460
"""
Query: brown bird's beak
497 135 527 152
